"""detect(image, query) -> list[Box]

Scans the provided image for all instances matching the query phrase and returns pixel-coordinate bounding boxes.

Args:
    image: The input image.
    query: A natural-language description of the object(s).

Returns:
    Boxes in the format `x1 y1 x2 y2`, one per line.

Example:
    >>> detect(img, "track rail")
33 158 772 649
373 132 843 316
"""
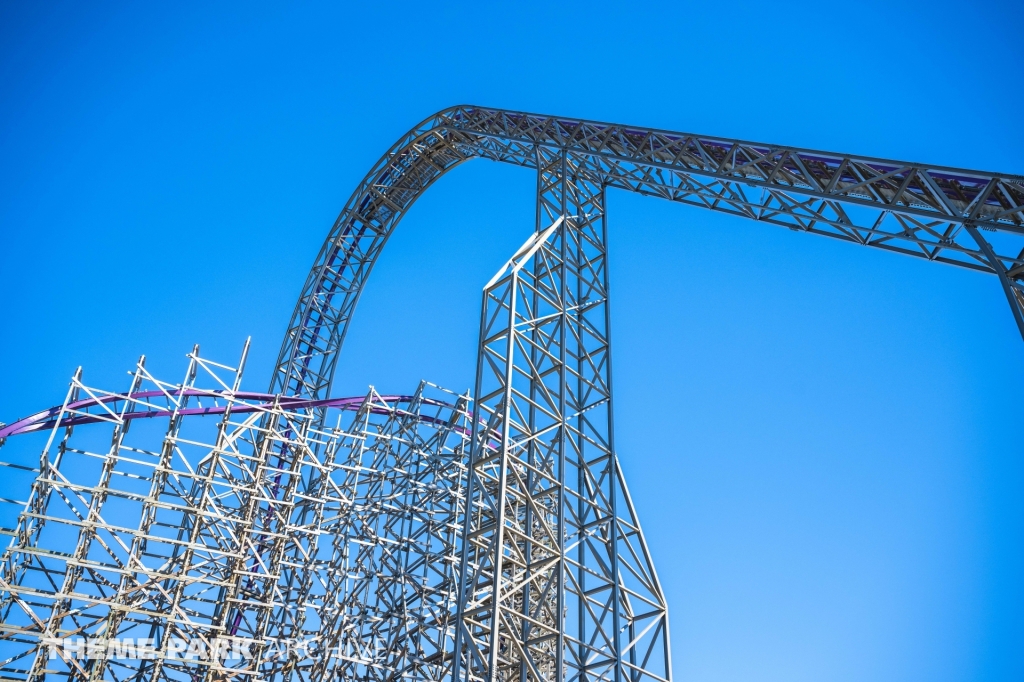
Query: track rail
0 390 454 439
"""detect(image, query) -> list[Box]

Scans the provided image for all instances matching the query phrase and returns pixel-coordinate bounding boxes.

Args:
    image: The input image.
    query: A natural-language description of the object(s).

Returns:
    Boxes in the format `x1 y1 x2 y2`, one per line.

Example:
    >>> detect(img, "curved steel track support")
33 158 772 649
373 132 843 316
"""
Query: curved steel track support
965 224 1024 334
274 106 1024 403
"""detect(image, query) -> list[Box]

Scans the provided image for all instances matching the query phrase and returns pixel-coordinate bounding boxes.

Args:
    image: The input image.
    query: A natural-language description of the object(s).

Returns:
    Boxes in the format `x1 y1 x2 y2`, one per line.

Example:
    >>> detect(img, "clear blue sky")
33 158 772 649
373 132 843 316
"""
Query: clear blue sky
1 2 1022 680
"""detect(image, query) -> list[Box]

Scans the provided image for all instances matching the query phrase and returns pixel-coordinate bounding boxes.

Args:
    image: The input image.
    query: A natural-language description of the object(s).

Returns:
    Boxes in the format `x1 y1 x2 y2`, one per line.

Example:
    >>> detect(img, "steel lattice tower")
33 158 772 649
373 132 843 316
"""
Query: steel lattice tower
1 106 1021 682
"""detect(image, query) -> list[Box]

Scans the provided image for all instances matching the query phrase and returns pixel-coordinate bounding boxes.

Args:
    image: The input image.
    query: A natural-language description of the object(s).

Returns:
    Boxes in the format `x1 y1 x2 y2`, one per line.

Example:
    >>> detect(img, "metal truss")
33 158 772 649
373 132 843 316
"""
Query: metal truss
265 109 1020 682
0 347 472 682
313 384 470 682
274 106 1024 408
2 107 1018 682
452 148 668 682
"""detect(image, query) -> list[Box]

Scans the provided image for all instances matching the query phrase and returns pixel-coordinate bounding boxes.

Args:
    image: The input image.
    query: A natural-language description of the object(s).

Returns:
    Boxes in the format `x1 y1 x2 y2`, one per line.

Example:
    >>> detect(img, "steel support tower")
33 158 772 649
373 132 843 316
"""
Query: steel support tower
1 107 1021 682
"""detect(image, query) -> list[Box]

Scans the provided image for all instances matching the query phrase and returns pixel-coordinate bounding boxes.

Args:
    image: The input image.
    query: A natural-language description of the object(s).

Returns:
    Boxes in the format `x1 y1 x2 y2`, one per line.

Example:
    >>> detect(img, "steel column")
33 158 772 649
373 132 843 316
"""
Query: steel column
453 148 669 682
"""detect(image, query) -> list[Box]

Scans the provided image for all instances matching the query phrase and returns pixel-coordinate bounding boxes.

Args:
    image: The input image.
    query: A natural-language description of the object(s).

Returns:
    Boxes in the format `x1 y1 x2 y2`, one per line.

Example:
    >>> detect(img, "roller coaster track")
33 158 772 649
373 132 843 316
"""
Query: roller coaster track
1 107 1018 682
274 105 1024 404
268 107 1022 682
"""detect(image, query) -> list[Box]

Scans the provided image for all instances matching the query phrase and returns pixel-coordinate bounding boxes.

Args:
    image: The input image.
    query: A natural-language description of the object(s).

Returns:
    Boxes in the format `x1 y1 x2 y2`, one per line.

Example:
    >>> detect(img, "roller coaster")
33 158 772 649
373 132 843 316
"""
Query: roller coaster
1 106 1021 682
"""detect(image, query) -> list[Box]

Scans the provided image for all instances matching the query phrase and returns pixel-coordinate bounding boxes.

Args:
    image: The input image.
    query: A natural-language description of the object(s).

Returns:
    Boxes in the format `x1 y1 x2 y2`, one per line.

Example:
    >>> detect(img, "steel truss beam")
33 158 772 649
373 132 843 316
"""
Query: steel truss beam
273 106 1024 408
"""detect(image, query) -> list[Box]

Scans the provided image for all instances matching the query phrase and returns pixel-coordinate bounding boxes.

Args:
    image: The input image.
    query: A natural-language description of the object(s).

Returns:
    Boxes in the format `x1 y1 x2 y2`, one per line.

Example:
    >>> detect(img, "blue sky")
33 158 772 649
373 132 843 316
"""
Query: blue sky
1 1 1022 680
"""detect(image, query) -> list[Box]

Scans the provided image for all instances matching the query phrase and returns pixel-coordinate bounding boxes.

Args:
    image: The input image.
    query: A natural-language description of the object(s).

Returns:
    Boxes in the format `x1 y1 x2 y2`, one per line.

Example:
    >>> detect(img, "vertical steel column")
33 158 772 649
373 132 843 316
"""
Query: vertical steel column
454 208 568 682
454 146 659 675
537 147 620 682
454 147 670 682
964 222 1024 339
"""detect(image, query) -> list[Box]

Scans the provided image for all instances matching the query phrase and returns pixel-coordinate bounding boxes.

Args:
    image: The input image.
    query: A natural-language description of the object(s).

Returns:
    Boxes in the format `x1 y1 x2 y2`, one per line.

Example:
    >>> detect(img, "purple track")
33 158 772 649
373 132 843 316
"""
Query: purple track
0 390 453 439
